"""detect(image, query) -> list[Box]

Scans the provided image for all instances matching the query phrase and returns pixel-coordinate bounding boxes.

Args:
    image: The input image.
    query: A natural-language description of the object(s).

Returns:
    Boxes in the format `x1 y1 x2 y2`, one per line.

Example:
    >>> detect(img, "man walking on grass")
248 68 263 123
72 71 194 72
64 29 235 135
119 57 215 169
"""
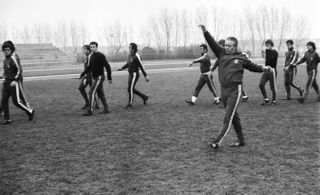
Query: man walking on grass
199 25 269 149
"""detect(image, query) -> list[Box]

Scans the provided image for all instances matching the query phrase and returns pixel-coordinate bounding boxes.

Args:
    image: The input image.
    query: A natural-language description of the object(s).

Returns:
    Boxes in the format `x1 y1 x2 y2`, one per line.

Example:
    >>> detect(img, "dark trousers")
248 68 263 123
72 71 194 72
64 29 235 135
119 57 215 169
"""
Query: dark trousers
304 69 319 99
259 69 277 101
194 74 218 97
284 68 302 98
79 76 99 107
128 72 147 104
87 76 108 112
1 80 33 120
214 84 244 144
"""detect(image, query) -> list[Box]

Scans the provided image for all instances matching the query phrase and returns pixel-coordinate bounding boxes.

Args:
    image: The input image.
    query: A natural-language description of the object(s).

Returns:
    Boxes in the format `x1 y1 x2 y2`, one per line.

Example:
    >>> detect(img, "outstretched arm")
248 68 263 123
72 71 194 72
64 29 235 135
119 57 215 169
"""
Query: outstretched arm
199 25 225 59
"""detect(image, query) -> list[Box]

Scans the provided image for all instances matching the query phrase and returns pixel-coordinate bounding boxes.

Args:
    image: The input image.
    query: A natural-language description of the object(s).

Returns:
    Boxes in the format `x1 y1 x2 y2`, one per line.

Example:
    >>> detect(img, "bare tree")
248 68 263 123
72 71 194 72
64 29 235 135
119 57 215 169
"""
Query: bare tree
0 23 8 41
70 21 81 54
140 27 152 47
256 6 268 53
244 7 256 56
211 6 224 40
21 25 31 43
277 8 291 53
172 9 180 48
266 7 279 40
181 10 190 49
149 16 163 50
33 23 43 43
293 18 309 49
238 18 247 51
104 21 126 60
159 8 173 53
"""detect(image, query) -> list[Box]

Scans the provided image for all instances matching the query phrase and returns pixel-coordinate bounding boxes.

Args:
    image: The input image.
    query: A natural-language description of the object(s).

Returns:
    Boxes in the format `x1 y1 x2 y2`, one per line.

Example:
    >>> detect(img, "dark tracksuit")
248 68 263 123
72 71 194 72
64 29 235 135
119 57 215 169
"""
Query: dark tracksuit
79 54 99 107
212 56 247 98
192 53 218 98
81 51 112 113
294 50 320 99
119 53 148 105
259 49 278 101
284 48 302 98
204 31 263 145
1 52 33 120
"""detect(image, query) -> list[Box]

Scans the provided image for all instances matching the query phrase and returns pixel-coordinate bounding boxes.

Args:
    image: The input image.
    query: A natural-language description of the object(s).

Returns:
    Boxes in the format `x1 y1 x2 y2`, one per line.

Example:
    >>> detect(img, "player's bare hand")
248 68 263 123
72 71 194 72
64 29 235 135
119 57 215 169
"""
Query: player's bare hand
145 76 150 82
199 25 207 33
189 63 193 67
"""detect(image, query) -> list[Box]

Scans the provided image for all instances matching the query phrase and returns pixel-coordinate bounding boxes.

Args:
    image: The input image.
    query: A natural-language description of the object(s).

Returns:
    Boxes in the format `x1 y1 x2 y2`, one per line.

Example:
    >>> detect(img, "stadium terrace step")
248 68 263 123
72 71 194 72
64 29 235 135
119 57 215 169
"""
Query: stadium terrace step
0 43 75 68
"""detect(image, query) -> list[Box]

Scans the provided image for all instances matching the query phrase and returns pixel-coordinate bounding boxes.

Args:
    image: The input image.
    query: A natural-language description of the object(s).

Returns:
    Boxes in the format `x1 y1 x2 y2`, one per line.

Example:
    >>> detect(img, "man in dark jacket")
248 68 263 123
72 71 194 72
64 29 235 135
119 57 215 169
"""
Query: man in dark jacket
283 40 303 100
291 41 320 103
259 39 278 105
80 41 112 116
118 43 150 108
199 25 269 149
0 40 35 124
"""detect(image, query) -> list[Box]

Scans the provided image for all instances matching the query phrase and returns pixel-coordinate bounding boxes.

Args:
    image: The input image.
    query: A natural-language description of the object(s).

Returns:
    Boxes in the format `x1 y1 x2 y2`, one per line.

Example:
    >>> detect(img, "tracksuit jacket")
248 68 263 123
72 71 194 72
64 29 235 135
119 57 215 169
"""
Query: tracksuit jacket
82 51 112 80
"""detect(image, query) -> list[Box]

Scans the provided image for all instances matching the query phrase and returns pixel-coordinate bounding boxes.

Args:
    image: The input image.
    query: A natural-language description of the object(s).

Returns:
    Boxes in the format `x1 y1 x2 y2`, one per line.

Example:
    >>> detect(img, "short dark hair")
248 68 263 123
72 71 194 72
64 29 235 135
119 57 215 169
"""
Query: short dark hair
218 39 225 47
307 41 316 50
226 37 238 47
129 43 138 53
200 44 208 52
286 39 294 45
265 39 274 47
2 40 15 52
83 44 91 51
89 41 98 47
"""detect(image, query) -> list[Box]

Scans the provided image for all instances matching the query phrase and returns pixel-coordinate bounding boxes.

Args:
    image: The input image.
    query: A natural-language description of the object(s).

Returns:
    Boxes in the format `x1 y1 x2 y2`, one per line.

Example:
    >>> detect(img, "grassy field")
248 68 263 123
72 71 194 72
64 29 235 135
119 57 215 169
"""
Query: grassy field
0 66 319 195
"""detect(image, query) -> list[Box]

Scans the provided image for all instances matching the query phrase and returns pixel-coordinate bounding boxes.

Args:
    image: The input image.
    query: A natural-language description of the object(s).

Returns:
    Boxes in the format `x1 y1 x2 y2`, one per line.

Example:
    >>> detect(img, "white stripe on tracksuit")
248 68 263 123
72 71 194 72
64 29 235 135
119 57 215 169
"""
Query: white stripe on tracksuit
130 73 137 104
218 84 242 145
309 70 316 89
270 67 277 94
14 81 32 113
91 76 101 111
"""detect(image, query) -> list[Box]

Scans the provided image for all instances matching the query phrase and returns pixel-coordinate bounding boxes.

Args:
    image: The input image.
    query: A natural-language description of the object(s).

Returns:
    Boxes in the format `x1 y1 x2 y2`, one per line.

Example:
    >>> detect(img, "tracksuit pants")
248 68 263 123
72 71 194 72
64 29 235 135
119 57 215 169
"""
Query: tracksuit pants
304 69 319 99
1 80 33 120
194 74 218 98
128 72 147 104
87 76 108 112
214 84 244 144
284 67 302 98
79 75 99 107
259 68 277 101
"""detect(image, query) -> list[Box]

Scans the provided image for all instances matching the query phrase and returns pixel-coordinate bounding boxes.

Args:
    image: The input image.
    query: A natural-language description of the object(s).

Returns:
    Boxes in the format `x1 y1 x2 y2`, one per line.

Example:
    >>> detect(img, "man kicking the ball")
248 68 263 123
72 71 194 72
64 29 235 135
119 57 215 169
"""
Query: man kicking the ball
199 25 269 149
186 44 220 105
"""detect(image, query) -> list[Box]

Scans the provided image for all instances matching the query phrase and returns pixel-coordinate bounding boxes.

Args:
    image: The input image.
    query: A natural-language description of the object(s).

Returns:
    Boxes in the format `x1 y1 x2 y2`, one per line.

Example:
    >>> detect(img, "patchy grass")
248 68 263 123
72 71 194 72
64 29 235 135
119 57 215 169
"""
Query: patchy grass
0 66 319 195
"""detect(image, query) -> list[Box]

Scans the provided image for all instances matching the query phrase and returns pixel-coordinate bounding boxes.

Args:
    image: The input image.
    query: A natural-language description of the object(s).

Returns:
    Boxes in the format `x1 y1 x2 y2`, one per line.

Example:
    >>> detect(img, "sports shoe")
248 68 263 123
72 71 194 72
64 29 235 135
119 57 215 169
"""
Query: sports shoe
299 88 304 97
261 99 270 105
124 103 132 109
143 96 149 105
208 142 219 149
83 111 93 116
242 96 248 102
282 97 291 100
28 109 35 121
230 142 245 147
271 101 276 105
185 99 195 105
100 108 110 114
81 104 89 110
297 97 305 103
94 104 100 110
213 97 220 105
1 120 11 125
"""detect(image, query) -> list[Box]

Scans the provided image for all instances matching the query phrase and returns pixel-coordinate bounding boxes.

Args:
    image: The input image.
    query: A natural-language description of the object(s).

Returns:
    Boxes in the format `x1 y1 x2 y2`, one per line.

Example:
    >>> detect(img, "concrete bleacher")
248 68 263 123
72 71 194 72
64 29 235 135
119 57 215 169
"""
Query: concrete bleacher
0 43 75 68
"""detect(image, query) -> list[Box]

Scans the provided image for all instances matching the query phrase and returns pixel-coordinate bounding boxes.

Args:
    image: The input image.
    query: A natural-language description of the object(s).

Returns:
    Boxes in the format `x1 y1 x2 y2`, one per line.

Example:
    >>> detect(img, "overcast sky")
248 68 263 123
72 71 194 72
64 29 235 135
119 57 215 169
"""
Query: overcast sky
1 0 319 39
